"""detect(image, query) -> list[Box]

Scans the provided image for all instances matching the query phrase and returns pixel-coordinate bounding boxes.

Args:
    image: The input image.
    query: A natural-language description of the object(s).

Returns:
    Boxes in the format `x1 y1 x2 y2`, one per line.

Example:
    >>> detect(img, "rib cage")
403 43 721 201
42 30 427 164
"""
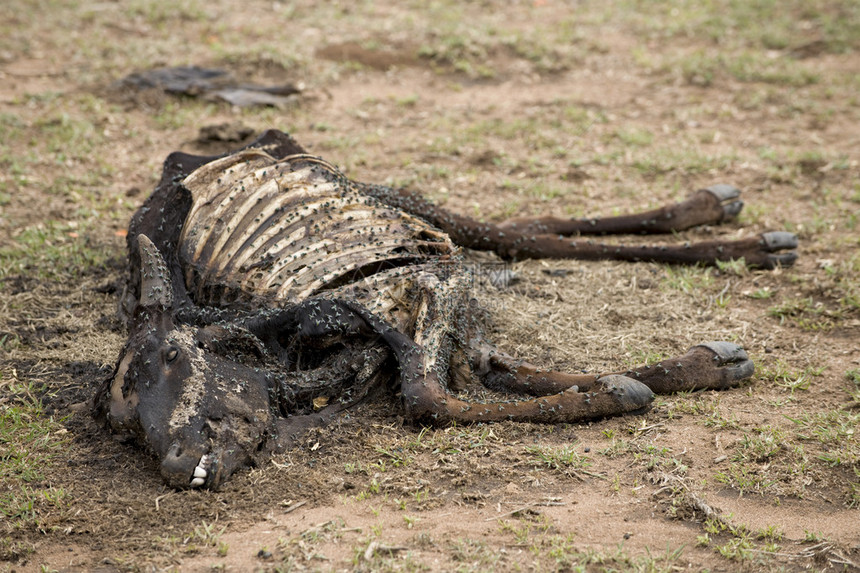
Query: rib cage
178 150 461 329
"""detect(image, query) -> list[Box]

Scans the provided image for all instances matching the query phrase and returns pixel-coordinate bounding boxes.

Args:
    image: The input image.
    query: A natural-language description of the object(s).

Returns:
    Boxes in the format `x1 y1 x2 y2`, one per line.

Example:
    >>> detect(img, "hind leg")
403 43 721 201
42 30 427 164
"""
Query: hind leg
495 231 798 269
354 180 797 269
499 185 744 236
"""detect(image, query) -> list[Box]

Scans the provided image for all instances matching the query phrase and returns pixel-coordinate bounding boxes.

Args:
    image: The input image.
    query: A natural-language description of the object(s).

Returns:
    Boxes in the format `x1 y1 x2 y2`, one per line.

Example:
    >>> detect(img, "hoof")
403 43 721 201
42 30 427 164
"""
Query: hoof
765 252 798 268
696 341 748 362
694 341 755 383
760 231 799 269
599 374 655 414
704 184 743 221
704 184 741 202
761 231 798 250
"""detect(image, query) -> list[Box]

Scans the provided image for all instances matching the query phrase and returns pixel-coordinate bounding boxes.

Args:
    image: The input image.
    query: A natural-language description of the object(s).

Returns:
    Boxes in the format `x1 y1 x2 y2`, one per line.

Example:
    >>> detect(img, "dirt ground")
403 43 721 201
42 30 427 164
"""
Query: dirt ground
1 1 859 571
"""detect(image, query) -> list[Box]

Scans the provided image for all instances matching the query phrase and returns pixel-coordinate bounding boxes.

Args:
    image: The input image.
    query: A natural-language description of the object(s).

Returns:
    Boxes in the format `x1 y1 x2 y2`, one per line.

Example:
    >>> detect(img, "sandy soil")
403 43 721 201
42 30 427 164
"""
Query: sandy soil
1 1 859 571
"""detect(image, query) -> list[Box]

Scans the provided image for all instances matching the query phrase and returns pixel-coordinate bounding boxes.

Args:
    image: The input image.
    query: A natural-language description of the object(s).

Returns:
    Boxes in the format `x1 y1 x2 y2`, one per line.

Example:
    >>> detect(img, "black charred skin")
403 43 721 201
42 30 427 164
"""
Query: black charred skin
96 130 795 489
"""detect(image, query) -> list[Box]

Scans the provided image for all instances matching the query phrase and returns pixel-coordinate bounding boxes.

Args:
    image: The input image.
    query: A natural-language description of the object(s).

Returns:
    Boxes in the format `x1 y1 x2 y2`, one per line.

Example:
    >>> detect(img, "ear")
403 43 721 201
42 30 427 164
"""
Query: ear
137 234 174 310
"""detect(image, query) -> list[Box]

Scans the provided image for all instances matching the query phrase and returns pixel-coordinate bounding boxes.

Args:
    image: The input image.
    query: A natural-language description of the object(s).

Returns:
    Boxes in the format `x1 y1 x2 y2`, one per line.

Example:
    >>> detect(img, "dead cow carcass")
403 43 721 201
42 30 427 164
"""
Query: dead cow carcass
95 130 798 489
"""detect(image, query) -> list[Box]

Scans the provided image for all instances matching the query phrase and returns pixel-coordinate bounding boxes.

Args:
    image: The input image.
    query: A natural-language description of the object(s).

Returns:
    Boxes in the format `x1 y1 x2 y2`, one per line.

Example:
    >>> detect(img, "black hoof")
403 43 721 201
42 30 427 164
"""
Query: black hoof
696 341 747 362
704 184 741 202
759 231 799 269
722 200 744 219
695 341 755 382
703 184 743 221
761 231 798 251
600 374 655 413
766 252 798 268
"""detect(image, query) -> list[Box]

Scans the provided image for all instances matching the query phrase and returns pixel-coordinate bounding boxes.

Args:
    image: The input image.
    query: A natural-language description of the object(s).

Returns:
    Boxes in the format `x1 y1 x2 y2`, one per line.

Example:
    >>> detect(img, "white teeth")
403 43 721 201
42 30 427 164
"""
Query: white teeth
189 454 212 488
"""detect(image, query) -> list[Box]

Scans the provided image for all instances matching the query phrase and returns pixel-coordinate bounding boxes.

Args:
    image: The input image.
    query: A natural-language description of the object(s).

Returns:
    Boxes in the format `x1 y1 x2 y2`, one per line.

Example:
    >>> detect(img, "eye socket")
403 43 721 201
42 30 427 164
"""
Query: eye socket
165 347 179 363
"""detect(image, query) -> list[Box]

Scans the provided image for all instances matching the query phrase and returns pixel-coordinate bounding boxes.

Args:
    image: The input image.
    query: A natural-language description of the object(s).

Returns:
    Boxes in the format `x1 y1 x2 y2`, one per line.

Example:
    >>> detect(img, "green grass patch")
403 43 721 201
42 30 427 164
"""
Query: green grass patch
498 514 688 573
786 410 859 467
418 28 497 78
731 426 788 463
757 359 823 395
0 378 70 531
661 265 715 294
151 100 218 131
615 127 654 147
666 395 741 429
622 0 860 54
632 147 737 176
671 50 819 87
699 517 789 567
767 294 853 331
0 222 114 281
526 443 591 474
0 380 67 485
126 0 208 27
34 112 103 160
715 424 812 498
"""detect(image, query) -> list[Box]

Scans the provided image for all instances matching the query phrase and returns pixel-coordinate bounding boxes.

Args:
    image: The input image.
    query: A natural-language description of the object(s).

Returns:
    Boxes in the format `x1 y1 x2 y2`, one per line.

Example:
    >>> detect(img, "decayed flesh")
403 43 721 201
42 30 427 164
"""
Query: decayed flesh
178 150 459 330
169 153 468 487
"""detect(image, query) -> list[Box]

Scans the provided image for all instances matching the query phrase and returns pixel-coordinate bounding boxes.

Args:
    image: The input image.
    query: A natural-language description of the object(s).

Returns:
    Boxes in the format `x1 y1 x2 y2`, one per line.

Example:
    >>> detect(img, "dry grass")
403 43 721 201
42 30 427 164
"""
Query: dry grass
1 0 859 571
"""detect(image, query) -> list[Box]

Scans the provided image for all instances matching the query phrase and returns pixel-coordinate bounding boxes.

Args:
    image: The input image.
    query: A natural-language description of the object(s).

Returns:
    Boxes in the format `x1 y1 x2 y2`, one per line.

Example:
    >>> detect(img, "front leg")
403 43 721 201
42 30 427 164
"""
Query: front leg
397 341 753 424
620 341 755 394
379 318 655 424
469 339 755 397
240 297 378 359
401 370 654 424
